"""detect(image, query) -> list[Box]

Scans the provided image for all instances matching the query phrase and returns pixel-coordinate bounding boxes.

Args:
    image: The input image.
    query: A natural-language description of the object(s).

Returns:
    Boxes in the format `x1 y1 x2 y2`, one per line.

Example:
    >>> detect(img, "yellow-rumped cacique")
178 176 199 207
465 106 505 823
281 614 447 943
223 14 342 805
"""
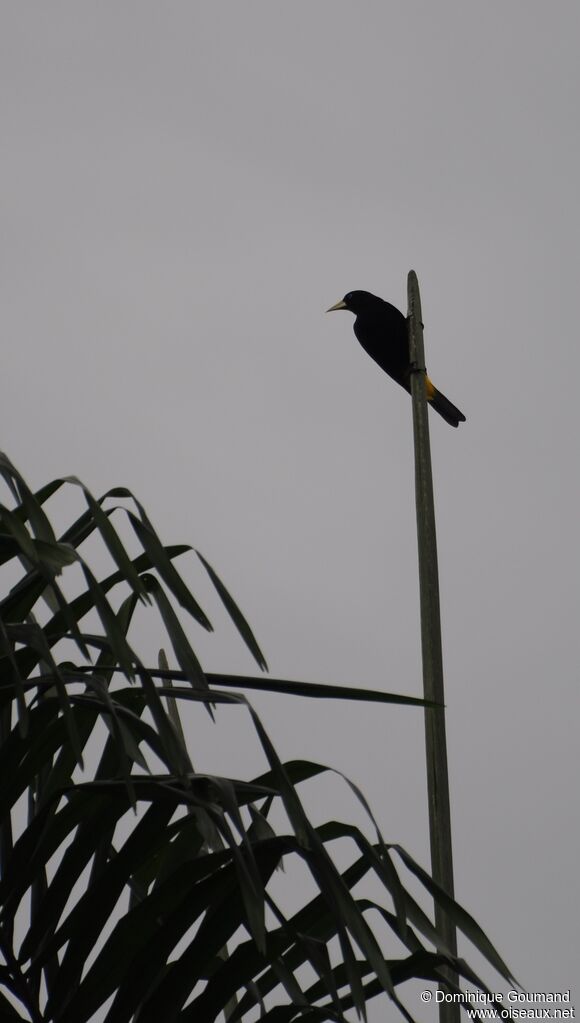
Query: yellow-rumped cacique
327 290 465 427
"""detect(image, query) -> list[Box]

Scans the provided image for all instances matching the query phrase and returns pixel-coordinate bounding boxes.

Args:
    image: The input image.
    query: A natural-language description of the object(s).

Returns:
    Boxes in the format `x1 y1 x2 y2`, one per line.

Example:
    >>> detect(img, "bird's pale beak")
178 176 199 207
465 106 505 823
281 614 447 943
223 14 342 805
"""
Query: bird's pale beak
326 299 347 312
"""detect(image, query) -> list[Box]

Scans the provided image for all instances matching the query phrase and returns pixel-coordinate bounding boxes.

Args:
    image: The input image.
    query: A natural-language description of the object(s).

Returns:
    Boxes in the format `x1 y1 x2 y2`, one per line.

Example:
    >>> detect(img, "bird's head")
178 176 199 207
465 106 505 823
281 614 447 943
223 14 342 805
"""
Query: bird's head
326 290 379 315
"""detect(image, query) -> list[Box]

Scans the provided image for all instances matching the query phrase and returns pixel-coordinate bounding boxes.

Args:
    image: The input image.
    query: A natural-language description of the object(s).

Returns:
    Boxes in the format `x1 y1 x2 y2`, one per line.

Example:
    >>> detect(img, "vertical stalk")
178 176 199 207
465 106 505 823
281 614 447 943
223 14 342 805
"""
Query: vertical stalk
407 270 459 1019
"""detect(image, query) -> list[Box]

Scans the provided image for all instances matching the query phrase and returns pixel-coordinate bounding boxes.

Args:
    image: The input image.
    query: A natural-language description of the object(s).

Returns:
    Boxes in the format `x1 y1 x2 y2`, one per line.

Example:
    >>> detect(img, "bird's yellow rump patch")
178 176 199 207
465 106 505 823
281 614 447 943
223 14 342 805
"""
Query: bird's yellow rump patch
426 377 436 401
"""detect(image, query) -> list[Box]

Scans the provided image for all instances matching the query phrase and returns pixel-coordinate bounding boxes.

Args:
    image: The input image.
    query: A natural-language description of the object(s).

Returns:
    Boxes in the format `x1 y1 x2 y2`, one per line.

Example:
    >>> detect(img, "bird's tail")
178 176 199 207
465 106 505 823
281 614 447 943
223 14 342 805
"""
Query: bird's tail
427 380 466 427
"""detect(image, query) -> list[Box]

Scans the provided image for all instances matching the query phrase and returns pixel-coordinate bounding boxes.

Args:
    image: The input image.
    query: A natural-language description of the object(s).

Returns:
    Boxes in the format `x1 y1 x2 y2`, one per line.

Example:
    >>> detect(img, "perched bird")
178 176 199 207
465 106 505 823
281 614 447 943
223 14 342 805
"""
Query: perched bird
327 290 465 427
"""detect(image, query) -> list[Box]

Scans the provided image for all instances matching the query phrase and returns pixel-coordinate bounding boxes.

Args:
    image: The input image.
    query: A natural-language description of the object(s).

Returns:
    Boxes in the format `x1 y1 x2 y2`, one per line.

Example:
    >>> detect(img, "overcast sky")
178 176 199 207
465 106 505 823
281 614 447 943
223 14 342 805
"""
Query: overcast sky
3 2 580 1017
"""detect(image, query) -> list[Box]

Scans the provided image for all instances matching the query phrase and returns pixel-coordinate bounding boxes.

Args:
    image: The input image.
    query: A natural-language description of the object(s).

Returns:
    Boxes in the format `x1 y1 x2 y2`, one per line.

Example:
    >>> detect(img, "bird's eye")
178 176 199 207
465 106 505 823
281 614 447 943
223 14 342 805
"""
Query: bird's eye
344 292 353 302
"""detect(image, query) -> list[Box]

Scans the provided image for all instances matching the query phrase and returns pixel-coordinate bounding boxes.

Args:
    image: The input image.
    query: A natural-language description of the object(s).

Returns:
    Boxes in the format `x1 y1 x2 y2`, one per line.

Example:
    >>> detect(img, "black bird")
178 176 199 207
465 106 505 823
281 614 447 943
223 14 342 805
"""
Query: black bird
327 290 466 427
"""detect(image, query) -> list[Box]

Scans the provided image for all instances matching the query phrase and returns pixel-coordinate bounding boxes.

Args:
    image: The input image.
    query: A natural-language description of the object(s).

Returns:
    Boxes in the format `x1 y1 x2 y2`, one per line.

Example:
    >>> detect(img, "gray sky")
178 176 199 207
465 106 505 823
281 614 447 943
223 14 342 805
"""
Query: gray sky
3 1 580 1016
